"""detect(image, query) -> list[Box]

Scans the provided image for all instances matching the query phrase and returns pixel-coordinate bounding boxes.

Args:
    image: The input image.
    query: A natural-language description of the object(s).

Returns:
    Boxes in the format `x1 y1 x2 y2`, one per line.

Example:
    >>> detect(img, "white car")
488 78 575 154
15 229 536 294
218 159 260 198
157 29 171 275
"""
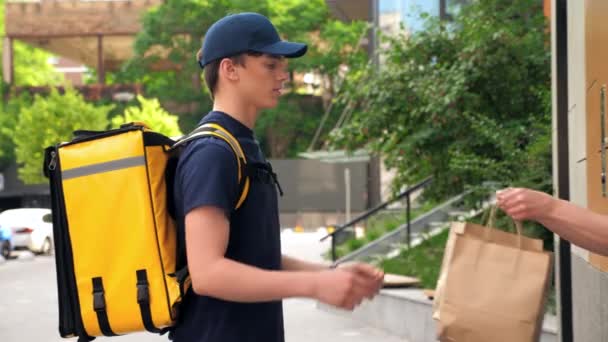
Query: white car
0 208 53 255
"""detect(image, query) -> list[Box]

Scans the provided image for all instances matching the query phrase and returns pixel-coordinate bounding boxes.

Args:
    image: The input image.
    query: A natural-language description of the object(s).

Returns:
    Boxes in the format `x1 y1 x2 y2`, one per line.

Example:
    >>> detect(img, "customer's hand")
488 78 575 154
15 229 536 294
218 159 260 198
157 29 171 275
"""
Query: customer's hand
496 187 557 221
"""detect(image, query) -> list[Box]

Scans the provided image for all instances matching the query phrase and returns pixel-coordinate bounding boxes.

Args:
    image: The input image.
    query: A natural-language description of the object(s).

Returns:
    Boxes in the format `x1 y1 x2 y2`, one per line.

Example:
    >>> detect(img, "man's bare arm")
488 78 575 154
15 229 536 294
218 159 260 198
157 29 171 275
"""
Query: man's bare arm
185 206 382 309
281 254 330 272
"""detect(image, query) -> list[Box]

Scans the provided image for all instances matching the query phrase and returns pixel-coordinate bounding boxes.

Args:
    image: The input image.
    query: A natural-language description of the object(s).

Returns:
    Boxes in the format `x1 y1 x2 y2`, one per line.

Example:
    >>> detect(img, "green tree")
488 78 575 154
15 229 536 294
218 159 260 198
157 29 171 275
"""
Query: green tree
112 95 183 137
13 43 64 86
0 94 32 169
255 94 324 158
13 88 111 184
330 0 551 199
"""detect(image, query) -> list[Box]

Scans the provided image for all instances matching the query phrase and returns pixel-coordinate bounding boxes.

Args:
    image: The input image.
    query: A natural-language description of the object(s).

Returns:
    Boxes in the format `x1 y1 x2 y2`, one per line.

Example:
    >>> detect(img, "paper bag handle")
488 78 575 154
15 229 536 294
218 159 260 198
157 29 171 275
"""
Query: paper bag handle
483 206 523 248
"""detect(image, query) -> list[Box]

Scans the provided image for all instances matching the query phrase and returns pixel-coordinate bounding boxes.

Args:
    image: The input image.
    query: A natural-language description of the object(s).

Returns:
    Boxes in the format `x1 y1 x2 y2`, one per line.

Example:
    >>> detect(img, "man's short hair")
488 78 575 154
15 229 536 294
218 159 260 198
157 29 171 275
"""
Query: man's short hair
200 50 262 98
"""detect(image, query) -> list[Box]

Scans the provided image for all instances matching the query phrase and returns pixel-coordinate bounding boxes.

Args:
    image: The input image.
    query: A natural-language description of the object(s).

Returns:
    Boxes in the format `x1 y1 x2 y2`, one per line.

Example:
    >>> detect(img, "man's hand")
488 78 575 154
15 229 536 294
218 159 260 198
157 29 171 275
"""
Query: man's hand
311 263 384 311
337 262 384 297
496 187 557 221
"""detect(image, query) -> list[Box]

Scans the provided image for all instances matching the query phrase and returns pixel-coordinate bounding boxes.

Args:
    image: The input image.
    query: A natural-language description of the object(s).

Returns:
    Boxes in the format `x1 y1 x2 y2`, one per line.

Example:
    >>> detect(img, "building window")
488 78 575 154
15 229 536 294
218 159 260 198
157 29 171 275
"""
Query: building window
379 0 468 35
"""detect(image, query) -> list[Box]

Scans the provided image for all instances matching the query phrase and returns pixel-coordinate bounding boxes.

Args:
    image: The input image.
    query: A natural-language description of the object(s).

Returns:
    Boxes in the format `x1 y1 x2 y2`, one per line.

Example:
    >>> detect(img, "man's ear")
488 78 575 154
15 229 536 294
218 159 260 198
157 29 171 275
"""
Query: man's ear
219 58 239 82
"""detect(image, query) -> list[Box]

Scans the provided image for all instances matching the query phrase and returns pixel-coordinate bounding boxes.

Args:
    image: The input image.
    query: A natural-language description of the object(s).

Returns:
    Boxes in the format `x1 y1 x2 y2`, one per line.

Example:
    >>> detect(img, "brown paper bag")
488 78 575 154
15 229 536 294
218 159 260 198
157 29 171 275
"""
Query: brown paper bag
434 208 553 342
432 220 460 321
433 208 526 321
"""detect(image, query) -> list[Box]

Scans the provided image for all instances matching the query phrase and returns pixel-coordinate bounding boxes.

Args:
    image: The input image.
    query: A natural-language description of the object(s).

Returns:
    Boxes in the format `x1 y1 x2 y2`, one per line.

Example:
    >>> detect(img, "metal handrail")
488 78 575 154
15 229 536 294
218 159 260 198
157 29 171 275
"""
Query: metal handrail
321 176 433 262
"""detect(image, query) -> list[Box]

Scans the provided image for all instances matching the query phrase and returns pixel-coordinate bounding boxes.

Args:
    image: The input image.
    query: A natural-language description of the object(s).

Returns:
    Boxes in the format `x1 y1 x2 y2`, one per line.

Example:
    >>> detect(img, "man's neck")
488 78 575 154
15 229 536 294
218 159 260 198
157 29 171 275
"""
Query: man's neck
212 94 258 129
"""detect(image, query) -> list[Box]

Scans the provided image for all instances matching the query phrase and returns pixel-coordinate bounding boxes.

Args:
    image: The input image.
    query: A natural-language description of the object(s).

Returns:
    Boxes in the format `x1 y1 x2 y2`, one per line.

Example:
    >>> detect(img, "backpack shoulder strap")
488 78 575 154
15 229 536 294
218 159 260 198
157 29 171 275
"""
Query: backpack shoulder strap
172 123 250 210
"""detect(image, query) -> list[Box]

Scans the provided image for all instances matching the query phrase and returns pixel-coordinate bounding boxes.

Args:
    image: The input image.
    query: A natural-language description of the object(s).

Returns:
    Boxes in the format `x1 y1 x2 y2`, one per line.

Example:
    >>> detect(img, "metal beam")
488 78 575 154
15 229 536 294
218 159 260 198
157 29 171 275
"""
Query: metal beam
369 0 379 67
555 0 573 340
2 37 14 85
440 0 448 20
7 32 135 39
5 0 161 38
325 0 371 21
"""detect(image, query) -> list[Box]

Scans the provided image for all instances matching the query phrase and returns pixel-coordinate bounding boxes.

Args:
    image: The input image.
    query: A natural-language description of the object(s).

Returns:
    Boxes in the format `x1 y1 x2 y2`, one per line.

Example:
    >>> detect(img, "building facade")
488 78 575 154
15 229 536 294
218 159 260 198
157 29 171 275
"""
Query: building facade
555 1 608 341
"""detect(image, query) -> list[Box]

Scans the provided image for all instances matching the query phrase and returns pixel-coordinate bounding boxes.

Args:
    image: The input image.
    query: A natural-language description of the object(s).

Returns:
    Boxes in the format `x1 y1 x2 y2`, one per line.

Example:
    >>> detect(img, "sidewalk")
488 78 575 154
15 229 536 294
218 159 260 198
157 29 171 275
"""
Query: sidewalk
0 231 406 342
283 230 407 342
284 298 407 342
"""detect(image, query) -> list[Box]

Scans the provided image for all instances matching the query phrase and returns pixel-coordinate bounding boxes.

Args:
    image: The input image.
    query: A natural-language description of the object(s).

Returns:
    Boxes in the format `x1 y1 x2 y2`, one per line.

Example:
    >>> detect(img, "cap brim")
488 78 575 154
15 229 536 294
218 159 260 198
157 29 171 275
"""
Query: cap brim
254 41 308 58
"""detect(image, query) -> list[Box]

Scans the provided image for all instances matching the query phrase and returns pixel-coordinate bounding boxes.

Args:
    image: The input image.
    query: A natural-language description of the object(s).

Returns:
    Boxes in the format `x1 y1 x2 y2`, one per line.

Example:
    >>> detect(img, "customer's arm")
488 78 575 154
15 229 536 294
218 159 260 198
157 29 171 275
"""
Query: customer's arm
497 188 608 256
185 206 383 309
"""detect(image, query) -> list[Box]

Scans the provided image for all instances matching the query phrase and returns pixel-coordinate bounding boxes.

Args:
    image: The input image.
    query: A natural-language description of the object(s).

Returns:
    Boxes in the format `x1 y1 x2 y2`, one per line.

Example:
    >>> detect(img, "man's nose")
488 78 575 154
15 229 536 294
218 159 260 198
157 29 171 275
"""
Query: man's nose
279 68 289 82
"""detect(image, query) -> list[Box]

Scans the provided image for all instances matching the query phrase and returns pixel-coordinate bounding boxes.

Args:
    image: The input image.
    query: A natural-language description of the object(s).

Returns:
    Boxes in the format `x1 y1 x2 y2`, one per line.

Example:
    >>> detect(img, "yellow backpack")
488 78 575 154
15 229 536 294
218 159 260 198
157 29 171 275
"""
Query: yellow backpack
44 122 249 341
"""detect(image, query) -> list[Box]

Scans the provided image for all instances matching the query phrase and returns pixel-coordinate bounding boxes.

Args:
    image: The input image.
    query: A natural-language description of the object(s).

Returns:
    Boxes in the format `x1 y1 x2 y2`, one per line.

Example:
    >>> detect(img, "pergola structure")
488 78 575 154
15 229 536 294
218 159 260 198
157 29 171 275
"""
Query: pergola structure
3 0 163 86
327 0 551 23
325 0 371 21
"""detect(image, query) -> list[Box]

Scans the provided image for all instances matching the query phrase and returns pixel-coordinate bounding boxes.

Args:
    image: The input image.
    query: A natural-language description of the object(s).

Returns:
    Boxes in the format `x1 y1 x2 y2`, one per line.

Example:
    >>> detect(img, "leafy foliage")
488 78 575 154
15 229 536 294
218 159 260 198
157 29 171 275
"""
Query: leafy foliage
13 88 111 184
111 95 183 137
13 42 64 86
0 94 32 170
380 228 449 289
255 94 324 158
330 0 551 200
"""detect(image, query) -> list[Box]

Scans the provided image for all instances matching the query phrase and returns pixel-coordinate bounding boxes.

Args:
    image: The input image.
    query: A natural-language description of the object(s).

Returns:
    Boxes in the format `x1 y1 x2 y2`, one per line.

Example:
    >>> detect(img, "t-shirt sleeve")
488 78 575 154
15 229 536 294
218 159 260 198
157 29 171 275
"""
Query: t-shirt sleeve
177 140 239 217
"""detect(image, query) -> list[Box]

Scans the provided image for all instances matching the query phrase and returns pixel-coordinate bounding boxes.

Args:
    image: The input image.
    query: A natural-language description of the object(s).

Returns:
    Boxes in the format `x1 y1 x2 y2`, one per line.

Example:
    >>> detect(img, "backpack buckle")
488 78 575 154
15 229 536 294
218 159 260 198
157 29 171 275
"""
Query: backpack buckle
137 283 150 304
93 291 106 312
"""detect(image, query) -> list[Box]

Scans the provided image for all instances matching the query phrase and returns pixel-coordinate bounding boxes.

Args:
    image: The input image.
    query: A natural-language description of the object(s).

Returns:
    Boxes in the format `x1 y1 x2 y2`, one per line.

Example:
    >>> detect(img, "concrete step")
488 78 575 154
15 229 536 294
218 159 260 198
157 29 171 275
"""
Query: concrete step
318 288 557 342
427 221 448 229
337 193 470 264
447 210 470 220
382 227 447 261
385 248 401 259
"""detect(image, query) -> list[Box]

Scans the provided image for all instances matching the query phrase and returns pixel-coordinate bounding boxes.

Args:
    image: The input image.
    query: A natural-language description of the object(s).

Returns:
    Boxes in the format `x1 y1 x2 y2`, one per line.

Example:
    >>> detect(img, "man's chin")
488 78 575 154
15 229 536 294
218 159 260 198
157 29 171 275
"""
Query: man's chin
260 99 280 110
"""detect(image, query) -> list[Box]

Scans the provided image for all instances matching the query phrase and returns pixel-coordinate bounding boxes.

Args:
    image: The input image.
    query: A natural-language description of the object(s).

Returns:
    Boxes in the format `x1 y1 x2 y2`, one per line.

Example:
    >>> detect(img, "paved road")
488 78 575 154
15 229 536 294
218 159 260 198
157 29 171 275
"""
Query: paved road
0 231 406 342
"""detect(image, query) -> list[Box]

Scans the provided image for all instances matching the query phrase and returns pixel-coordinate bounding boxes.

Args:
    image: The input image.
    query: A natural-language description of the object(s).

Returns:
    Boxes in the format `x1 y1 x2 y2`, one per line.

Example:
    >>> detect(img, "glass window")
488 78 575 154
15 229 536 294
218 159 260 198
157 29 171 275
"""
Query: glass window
380 0 440 34
379 0 468 35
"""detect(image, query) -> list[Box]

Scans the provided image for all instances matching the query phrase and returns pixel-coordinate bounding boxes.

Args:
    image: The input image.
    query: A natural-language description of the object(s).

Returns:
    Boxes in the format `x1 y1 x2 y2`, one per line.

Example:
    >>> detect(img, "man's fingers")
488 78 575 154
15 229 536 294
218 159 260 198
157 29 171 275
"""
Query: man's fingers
351 277 375 297
351 263 376 275
340 298 355 311
352 273 382 299
341 287 365 309
351 263 384 279
337 263 384 301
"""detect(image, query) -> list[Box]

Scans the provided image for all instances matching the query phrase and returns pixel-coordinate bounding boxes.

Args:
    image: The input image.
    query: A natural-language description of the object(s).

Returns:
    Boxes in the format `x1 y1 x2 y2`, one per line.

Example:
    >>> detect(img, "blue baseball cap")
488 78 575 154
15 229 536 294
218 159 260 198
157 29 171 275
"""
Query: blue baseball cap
199 12 308 69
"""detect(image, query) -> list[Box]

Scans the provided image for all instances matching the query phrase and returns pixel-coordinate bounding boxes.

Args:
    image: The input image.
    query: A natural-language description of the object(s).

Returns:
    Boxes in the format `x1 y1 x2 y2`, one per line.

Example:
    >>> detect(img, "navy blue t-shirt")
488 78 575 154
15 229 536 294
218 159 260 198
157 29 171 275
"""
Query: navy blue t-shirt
171 111 284 342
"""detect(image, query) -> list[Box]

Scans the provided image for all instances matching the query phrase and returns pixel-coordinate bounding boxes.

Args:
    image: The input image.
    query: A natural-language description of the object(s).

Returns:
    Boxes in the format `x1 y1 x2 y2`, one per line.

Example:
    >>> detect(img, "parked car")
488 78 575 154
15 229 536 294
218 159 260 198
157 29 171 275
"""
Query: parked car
0 208 53 255
0 224 11 259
